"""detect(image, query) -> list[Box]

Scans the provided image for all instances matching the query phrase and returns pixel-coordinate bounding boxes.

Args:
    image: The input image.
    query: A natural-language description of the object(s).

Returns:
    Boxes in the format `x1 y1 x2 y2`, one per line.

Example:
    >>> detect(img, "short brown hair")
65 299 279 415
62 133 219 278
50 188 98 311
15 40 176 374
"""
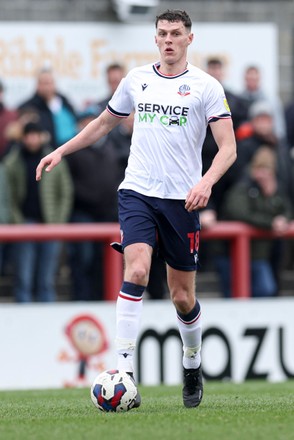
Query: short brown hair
155 10 192 31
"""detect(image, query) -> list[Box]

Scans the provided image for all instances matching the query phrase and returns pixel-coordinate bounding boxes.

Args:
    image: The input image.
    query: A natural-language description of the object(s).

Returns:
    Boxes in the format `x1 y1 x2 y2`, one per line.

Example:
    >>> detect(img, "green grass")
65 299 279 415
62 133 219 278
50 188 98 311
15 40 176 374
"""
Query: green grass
1 382 294 440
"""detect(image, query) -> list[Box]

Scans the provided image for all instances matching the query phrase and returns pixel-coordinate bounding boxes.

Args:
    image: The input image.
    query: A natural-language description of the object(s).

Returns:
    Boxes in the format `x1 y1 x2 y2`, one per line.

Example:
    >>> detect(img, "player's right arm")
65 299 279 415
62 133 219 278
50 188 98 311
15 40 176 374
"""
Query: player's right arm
36 110 121 181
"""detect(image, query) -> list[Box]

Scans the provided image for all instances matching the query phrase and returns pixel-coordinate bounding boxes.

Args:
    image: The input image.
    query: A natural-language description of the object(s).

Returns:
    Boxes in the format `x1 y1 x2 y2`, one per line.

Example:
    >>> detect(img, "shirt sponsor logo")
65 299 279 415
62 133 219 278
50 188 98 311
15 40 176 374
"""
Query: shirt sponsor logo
137 102 189 126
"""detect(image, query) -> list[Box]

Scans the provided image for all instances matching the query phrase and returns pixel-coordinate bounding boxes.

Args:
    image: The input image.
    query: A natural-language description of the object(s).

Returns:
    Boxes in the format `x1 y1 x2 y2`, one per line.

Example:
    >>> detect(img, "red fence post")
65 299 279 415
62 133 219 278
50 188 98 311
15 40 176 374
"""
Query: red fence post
231 232 251 298
104 240 123 301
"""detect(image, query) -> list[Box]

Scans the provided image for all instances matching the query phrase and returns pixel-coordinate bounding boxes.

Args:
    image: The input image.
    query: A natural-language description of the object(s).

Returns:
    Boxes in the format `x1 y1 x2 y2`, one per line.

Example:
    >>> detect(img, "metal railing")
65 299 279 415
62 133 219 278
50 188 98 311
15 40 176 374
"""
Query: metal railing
201 221 294 297
0 221 293 299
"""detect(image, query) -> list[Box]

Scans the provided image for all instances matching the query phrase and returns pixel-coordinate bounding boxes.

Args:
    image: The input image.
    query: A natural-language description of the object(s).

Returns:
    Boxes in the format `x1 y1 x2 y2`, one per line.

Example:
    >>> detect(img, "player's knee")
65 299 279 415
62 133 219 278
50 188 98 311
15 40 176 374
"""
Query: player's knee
128 266 149 286
171 290 192 314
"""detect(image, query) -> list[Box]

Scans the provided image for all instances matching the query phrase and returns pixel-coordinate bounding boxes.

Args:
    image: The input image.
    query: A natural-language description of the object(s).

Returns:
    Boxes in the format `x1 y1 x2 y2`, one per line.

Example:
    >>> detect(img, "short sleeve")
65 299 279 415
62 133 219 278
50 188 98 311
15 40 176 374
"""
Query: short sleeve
204 77 231 123
107 73 135 118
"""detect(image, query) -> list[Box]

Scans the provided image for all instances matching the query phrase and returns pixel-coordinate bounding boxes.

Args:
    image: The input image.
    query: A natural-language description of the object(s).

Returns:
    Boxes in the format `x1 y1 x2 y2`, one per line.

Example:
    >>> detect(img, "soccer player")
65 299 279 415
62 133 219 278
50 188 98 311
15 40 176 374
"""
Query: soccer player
36 9 237 408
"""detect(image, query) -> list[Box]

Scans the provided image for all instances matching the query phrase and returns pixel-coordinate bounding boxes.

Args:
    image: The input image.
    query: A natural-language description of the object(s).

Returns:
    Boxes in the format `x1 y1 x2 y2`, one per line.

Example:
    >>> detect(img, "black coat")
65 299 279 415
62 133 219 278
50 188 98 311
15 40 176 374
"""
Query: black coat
18 93 77 149
65 138 121 221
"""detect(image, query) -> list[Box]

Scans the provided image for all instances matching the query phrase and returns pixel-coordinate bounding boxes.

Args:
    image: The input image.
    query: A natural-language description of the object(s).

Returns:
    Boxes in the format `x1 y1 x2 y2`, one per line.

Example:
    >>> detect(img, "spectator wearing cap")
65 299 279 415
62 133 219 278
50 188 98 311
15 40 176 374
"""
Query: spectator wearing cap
219 146 292 297
3 121 73 302
0 80 19 159
18 68 77 149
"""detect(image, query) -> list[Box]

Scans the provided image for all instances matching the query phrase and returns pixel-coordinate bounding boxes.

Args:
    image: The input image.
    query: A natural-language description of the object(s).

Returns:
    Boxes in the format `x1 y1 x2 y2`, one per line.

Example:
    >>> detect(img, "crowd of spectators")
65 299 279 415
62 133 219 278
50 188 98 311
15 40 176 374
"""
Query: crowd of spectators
0 64 168 302
199 58 294 297
0 59 293 302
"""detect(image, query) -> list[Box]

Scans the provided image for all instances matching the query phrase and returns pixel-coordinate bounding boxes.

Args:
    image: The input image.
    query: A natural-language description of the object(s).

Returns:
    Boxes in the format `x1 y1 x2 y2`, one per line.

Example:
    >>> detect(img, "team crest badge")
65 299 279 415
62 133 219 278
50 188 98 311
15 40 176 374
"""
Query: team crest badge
178 84 190 96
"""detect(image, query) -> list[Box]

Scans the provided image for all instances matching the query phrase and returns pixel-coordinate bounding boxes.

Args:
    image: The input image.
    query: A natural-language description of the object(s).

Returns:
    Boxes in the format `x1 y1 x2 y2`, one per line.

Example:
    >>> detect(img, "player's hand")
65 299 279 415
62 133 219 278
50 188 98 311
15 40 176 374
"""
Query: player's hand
185 183 212 212
36 150 62 181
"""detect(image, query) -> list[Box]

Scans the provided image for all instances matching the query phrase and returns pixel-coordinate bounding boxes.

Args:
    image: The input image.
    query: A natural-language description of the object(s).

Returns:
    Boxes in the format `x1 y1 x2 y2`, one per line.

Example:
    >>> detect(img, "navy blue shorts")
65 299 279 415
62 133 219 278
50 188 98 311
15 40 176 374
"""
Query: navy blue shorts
118 189 200 271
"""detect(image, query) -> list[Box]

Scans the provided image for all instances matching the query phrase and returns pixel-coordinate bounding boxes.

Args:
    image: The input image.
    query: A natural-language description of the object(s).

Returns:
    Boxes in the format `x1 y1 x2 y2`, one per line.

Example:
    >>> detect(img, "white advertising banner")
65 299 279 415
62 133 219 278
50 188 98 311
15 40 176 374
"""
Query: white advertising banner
0 22 278 110
0 298 293 390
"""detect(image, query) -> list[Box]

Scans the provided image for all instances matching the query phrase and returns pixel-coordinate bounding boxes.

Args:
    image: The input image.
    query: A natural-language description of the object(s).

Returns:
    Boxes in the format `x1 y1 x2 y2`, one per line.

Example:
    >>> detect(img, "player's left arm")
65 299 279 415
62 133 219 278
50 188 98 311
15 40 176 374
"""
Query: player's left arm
185 118 237 212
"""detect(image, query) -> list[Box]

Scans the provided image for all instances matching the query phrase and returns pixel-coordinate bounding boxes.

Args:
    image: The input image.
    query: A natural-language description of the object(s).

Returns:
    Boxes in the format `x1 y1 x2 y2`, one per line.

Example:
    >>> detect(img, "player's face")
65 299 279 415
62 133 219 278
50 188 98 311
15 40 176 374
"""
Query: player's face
155 20 193 67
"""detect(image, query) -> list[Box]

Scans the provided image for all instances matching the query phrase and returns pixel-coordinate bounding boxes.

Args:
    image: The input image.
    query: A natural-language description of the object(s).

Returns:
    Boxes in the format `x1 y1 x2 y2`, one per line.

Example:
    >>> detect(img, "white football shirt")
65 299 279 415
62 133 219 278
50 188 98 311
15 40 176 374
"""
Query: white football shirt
108 62 231 199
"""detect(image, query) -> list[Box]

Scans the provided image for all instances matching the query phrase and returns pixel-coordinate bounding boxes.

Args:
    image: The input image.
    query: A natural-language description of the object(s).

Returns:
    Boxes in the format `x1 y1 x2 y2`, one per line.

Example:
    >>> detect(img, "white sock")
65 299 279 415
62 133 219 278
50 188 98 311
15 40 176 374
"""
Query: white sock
176 300 202 370
116 282 144 373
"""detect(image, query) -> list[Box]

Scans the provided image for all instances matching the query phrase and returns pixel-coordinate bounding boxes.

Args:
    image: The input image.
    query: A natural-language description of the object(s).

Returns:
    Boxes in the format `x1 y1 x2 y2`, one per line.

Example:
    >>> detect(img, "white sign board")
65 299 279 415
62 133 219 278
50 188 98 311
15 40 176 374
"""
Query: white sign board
0 298 293 390
0 22 278 110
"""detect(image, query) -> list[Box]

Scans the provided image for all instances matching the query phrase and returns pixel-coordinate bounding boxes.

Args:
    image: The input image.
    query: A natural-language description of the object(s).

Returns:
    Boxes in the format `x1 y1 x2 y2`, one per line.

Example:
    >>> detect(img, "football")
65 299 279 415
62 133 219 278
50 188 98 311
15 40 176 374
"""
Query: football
90 369 138 412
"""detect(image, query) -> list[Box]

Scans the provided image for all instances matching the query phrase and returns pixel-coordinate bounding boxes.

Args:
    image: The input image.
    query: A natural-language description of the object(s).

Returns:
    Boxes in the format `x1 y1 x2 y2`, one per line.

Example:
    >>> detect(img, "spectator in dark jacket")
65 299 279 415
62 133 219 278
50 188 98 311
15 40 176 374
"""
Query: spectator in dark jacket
201 57 249 217
219 146 292 297
211 103 293 295
66 109 121 301
18 68 77 149
4 122 73 302
199 57 249 268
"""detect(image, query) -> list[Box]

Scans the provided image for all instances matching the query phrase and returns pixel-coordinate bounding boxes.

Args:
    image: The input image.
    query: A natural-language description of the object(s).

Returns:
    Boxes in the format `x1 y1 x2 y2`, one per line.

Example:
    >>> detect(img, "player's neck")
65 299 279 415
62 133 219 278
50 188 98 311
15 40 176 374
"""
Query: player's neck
158 60 188 76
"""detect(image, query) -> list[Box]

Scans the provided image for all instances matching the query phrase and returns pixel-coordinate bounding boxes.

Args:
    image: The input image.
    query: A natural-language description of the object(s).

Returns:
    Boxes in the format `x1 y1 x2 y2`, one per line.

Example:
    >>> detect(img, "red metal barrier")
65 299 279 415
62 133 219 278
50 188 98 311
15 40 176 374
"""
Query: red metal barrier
0 221 293 300
0 223 122 301
201 221 294 298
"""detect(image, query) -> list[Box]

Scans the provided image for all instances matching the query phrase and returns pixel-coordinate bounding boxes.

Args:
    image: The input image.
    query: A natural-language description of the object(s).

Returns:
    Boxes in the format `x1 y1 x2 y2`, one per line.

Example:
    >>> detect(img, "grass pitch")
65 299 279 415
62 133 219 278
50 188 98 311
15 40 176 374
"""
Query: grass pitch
0 381 294 440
